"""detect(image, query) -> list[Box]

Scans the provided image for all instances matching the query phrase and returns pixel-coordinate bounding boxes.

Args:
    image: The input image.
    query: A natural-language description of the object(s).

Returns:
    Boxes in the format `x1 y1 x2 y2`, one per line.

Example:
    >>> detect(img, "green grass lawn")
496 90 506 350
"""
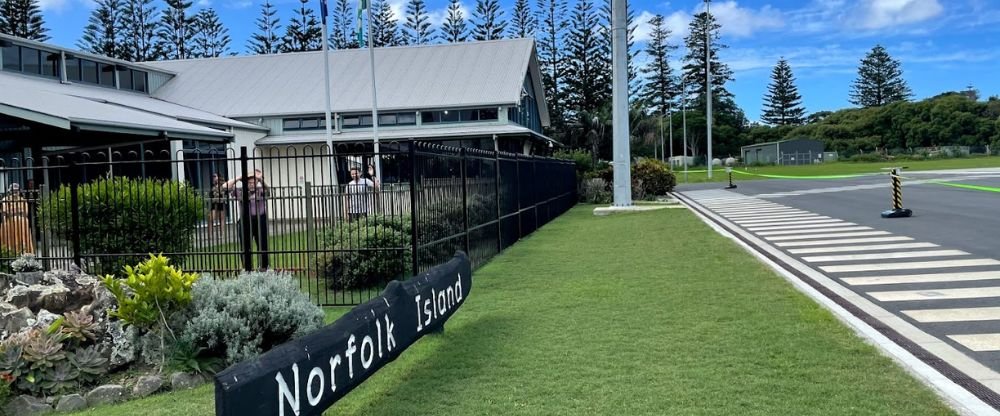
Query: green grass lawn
677 155 1000 183
69 206 956 415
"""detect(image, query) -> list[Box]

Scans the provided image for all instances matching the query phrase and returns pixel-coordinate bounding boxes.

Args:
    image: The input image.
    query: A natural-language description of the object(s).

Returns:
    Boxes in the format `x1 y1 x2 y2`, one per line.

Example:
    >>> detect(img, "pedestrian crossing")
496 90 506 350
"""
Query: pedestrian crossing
683 189 1000 357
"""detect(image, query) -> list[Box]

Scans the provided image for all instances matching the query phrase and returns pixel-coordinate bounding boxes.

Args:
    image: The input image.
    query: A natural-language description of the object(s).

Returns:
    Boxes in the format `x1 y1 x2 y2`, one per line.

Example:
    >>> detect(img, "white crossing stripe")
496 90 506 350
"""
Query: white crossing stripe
766 231 892 242
801 249 968 263
723 212 817 221
747 222 857 231
703 202 779 209
948 334 1000 352
775 236 913 247
757 226 872 236
734 217 834 226
869 286 1000 302
822 259 1000 273
903 307 1000 323
842 271 1000 286
715 207 802 214
788 242 939 254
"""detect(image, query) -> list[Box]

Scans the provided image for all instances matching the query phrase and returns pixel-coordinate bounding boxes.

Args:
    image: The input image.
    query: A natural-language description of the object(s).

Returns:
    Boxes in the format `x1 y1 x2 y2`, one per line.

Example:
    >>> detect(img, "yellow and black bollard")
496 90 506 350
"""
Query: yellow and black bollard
881 167 913 218
723 157 737 189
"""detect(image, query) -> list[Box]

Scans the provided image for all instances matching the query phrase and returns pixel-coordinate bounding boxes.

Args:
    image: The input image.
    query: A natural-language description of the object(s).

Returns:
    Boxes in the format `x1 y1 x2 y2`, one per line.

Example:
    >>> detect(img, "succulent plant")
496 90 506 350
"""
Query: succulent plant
21 329 68 371
38 361 79 395
0 344 25 380
70 345 108 383
61 310 99 344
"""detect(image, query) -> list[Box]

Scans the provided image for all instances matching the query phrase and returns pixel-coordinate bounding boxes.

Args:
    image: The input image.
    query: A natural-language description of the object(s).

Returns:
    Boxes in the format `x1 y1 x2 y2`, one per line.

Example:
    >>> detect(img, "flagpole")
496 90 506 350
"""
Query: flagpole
319 0 337 189
366 1 382 183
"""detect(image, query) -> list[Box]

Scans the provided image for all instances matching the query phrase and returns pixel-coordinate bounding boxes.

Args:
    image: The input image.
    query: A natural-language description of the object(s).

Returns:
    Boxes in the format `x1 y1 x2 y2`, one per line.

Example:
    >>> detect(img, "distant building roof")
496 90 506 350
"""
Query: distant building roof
256 123 552 145
144 39 550 125
740 137 822 151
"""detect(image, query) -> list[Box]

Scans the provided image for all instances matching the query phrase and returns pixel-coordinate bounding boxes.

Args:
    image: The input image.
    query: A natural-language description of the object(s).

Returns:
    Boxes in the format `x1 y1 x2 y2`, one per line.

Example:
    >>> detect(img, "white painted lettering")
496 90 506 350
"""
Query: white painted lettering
437 290 447 315
432 289 438 319
275 363 300 416
376 318 383 358
361 335 375 369
446 286 455 308
346 335 357 379
384 315 396 351
306 366 324 406
423 298 432 326
415 295 423 331
456 273 463 302
329 355 341 392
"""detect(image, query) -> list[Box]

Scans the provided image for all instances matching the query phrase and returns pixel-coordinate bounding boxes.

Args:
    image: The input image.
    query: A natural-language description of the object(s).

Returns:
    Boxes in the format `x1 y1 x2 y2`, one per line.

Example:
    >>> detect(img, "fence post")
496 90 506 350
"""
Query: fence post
514 153 522 240
40 158 51 270
408 141 419 276
239 147 252 272
304 181 315 255
494 147 502 253
69 161 82 269
460 147 470 256
533 156 539 232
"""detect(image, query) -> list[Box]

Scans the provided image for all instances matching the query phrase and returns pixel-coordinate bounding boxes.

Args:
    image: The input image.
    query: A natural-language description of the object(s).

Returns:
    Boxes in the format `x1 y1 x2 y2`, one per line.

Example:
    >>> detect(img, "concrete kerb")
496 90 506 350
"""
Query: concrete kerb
592 197 685 216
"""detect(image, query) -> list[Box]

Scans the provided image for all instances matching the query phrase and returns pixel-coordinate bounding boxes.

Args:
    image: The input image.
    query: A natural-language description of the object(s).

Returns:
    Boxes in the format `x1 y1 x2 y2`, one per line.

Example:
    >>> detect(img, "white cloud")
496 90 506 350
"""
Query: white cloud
855 0 944 30
389 0 405 21
197 0 212 7
707 1 785 37
227 0 253 9
37 0 75 12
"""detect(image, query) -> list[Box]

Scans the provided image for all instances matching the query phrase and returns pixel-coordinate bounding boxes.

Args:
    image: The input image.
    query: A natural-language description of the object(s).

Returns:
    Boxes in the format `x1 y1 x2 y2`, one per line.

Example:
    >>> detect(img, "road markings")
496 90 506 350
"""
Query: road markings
747 222 857 231
715 208 807 215
842 271 1000 286
721 212 817 221
733 216 832 225
756 226 872 236
766 231 892 242
802 250 968 263
948 334 1000 352
822 259 1000 274
775 236 914 247
788 242 939 255
903 307 1000 323
869 286 1000 302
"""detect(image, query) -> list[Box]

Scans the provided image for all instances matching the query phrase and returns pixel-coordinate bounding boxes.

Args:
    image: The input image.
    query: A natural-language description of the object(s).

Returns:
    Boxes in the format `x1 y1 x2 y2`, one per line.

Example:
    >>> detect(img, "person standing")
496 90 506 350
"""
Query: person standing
225 169 269 269
208 173 227 240
344 166 375 221
0 183 34 255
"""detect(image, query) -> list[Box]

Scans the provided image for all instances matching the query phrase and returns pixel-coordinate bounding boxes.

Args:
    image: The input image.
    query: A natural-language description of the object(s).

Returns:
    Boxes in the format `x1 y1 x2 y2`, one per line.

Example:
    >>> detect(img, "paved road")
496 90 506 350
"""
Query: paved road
676 168 1000 412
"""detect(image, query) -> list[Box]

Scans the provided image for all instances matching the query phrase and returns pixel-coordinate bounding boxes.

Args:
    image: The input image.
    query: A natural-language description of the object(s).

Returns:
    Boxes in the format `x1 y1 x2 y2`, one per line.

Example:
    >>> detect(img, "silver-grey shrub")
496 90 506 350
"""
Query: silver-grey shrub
180 271 325 365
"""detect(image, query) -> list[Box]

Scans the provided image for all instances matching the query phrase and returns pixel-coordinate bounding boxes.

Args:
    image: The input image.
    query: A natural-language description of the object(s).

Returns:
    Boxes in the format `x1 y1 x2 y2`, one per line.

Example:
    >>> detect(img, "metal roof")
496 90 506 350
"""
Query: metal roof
144 39 550 125
255 123 551 145
740 137 822 150
0 74 233 140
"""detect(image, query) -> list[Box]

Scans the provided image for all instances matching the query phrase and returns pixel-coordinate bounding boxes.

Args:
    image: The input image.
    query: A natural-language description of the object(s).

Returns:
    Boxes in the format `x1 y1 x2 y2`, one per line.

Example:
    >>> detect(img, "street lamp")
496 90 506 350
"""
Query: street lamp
705 0 714 179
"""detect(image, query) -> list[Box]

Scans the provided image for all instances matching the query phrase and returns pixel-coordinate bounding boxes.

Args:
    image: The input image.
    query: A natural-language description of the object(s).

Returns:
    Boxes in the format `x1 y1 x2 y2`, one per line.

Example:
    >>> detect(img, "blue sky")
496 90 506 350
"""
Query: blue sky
35 0 1000 122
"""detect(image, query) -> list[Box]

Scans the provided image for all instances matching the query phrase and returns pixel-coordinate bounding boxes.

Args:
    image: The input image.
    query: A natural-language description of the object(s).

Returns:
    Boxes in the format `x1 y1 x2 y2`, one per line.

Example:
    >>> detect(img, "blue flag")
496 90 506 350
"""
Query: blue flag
320 0 329 25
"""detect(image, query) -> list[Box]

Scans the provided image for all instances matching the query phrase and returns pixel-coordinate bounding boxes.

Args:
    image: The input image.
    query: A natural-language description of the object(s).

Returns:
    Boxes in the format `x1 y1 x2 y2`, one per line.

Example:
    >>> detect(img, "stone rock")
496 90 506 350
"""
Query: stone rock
1 307 33 335
103 321 137 370
5 283 71 314
34 309 60 329
3 395 53 416
55 394 88 412
132 375 164 397
87 283 116 320
15 271 44 285
170 372 206 390
0 301 16 315
85 384 128 406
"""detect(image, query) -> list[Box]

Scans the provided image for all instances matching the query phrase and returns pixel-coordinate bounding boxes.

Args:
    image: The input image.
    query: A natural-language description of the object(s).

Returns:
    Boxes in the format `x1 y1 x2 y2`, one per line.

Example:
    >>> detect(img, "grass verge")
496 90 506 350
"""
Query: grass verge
69 206 956 415
677 155 1000 183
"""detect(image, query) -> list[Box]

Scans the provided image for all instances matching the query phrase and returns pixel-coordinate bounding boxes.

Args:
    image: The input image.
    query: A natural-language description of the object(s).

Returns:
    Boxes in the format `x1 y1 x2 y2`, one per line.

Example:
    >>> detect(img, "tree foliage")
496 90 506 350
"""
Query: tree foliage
682 11 732 106
247 1 281 54
78 0 125 60
121 0 160 61
0 0 47 41
564 0 608 116
639 14 678 117
850 45 912 108
192 8 230 58
535 0 567 132
508 0 535 38
156 0 195 60
402 0 434 44
281 0 322 52
370 0 402 47
330 0 358 48
471 0 506 41
761 58 806 125
439 0 468 42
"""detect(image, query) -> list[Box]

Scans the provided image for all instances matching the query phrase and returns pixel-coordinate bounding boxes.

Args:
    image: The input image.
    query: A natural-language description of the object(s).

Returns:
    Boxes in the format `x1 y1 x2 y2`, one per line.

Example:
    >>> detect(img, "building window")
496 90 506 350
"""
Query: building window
20 48 40 74
99 64 115 86
422 108 497 124
0 45 59 79
2 45 20 72
42 52 59 77
65 57 80 81
81 60 99 84
283 116 327 131
342 112 415 128
133 70 147 92
119 69 134 90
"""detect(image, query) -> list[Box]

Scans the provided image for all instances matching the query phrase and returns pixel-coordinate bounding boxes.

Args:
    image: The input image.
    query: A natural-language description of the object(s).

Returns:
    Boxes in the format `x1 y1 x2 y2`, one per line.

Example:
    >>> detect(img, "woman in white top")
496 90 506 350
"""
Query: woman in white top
345 167 376 221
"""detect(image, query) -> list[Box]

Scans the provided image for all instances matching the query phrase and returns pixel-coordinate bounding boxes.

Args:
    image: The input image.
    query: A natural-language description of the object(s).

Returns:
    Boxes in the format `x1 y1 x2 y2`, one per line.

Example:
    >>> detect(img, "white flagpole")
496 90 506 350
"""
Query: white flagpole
319 0 337 188
366 2 382 183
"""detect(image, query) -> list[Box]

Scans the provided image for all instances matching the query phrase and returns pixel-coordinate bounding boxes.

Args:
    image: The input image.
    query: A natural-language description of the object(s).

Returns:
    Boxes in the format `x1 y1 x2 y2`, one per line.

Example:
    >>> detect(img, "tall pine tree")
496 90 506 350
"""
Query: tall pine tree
508 0 534 38
682 11 733 105
192 8 230 58
0 0 48 41
156 0 196 60
439 0 467 42
761 58 805 125
471 0 506 41
370 0 401 47
535 0 567 131
247 1 280 54
122 0 160 61
402 0 433 44
330 0 357 48
639 14 678 117
564 0 608 115
849 45 912 108
78 0 125 59
281 0 322 52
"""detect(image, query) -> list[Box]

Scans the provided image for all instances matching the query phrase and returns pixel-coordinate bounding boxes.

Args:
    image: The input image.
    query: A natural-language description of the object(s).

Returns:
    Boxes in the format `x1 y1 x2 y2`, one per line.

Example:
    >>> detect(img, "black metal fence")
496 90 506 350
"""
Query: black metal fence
0 141 576 305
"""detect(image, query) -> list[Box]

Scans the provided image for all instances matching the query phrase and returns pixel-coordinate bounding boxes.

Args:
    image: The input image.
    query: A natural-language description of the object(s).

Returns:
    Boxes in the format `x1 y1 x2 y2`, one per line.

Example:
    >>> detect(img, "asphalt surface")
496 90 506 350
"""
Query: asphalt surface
678 167 1000 374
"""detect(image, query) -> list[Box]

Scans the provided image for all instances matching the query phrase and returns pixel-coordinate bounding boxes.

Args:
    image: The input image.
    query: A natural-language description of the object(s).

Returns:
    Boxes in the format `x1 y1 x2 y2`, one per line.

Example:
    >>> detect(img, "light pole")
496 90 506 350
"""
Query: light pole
611 0 631 206
682 79 688 182
705 0 713 179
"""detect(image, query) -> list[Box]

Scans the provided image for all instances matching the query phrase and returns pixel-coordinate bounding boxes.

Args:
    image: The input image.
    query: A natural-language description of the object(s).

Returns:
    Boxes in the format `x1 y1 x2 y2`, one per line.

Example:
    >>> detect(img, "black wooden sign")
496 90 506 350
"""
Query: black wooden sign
214 252 473 416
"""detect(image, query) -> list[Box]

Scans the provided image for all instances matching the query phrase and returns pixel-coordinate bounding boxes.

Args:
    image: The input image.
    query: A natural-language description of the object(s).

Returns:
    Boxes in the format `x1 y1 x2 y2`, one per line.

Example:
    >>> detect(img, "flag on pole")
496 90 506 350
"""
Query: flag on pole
319 0 329 25
356 0 368 46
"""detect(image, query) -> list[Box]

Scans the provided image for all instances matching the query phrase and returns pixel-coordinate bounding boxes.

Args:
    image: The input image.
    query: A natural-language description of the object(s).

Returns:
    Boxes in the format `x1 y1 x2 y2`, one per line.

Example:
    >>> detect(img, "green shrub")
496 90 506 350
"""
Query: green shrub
848 153 886 163
632 158 676 199
579 178 612 204
318 221 411 290
39 177 204 276
553 149 595 178
180 271 324 365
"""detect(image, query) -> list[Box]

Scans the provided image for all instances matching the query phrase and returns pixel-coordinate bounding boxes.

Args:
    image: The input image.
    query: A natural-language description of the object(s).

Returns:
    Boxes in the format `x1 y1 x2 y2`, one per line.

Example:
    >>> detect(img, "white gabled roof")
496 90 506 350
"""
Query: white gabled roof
144 39 550 125
255 123 552 145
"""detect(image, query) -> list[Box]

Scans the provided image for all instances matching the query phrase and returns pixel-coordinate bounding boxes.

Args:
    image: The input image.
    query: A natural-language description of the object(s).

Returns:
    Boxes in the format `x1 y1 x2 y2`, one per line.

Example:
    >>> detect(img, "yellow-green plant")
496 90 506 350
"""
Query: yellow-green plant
101 254 199 371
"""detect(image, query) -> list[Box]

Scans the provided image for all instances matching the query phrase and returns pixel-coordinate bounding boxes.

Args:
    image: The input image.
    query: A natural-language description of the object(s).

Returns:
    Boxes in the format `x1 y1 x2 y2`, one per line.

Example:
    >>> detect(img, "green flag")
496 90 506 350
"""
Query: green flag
357 0 368 46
